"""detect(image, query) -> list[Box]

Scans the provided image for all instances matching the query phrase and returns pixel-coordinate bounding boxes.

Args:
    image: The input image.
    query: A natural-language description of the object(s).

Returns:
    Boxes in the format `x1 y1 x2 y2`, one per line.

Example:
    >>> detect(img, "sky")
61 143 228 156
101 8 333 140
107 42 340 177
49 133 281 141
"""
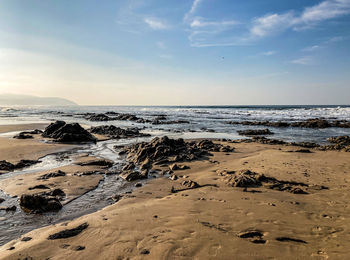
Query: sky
0 0 350 105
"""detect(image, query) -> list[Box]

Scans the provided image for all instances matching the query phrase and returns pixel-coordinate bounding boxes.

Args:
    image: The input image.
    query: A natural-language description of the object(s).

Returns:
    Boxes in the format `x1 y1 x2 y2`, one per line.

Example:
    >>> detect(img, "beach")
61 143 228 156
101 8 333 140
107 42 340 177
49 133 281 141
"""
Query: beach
0 118 349 259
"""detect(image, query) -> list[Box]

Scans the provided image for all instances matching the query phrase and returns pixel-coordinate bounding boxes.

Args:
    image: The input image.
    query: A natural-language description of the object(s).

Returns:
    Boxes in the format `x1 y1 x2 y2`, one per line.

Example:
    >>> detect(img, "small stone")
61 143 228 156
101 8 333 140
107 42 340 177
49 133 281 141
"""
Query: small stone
140 249 150 255
21 237 32 242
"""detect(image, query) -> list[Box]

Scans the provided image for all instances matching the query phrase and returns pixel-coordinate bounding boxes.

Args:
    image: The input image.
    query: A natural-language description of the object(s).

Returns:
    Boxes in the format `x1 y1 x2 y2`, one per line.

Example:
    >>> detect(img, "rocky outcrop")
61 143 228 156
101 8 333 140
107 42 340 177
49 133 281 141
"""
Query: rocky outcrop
0 159 40 172
20 194 62 213
90 125 150 139
118 137 234 181
221 169 311 194
228 118 350 129
322 135 350 151
42 121 96 143
121 136 234 168
85 113 112 121
237 129 274 136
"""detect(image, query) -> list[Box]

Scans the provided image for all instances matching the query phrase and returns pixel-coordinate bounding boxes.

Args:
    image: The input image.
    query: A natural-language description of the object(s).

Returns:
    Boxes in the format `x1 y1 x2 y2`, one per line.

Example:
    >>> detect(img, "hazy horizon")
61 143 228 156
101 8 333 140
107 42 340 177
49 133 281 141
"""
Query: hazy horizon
1 0 350 105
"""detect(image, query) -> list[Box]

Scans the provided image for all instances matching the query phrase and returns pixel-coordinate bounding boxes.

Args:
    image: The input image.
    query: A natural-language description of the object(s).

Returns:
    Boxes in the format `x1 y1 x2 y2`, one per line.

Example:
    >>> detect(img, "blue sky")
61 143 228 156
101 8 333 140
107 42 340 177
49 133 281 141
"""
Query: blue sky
0 0 349 105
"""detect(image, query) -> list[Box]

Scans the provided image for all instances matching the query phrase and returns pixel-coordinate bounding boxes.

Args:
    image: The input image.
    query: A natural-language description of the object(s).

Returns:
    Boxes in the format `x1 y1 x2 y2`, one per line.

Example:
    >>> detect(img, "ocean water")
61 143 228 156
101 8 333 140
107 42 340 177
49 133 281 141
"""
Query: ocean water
1 105 350 143
0 105 349 245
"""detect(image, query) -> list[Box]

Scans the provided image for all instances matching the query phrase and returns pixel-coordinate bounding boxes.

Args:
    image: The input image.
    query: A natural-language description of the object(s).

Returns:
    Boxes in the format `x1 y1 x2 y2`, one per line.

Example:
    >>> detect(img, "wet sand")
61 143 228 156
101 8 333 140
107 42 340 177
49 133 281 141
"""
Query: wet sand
1 131 350 259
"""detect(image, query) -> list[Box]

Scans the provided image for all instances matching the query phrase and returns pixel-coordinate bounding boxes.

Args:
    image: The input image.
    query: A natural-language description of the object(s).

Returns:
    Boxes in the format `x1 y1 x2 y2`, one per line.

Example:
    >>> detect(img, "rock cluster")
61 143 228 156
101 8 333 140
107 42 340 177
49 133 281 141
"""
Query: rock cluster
237 129 274 136
13 129 43 139
42 121 96 143
221 169 310 194
90 125 150 139
118 137 234 181
85 112 141 122
228 118 350 129
0 159 40 172
323 135 350 151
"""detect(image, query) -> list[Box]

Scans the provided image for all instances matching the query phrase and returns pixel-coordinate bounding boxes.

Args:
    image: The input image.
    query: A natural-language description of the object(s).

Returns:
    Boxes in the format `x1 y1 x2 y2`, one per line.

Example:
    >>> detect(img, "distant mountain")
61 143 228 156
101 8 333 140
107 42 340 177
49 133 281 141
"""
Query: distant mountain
0 94 78 106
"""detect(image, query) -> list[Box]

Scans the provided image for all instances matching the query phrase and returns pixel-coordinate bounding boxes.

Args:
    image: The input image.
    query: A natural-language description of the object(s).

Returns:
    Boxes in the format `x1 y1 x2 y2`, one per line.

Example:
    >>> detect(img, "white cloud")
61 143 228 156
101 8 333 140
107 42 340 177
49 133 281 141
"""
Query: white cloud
261 50 277 56
190 17 238 28
144 17 168 30
303 45 321 51
184 0 202 21
291 56 313 65
251 12 295 37
251 0 350 38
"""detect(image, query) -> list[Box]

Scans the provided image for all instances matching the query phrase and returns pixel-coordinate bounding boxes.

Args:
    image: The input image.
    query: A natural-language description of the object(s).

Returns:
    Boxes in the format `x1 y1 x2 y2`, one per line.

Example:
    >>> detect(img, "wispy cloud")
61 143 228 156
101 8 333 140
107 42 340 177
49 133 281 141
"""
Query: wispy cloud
303 45 321 52
251 0 350 38
291 56 313 65
261 50 277 56
302 35 345 51
144 17 169 30
251 12 295 37
190 18 238 28
184 0 202 21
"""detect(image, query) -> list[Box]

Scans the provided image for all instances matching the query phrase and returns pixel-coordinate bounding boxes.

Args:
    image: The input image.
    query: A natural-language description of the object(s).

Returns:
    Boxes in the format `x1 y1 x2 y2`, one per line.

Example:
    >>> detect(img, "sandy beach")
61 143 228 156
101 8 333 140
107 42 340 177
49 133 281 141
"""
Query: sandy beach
0 123 349 260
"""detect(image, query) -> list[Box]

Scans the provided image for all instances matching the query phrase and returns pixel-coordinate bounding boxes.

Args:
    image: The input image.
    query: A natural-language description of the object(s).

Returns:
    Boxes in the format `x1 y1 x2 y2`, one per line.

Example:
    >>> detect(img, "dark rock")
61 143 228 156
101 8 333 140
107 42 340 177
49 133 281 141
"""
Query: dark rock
7 246 15 250
85 113 112 121
120 171 147 181
47 222 89 240
154 115 167 121
119 137 234 182
0 159 40 172
21 237 32 242
324 135 350 151
294 149 312 153
238 230 264 239
151 120 190 125
122 162 135 171
13 133 33 139
169 164 190 171
21 129 43 135
77 159 113 168
38 170 66 180
135 183 142 187
0 160 15 171
28 184 50 190
90 125 150 139
42 120 66 137
170 175 178 181
290 142 320 148
140 249 150 255
228 170 262 188
42 121 96 143
73 245 86 251
0 198 4 203
20 194 62 213
0 205 16 211
291 118 331 128
15 159 41 169
276 237 307 243
237 129 274 136
50 188 66 197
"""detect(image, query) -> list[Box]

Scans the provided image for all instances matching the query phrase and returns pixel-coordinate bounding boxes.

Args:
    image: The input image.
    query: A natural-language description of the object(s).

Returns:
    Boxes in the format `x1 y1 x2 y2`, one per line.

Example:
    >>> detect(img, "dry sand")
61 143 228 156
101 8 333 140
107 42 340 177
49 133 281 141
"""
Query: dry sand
1 139 350 259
